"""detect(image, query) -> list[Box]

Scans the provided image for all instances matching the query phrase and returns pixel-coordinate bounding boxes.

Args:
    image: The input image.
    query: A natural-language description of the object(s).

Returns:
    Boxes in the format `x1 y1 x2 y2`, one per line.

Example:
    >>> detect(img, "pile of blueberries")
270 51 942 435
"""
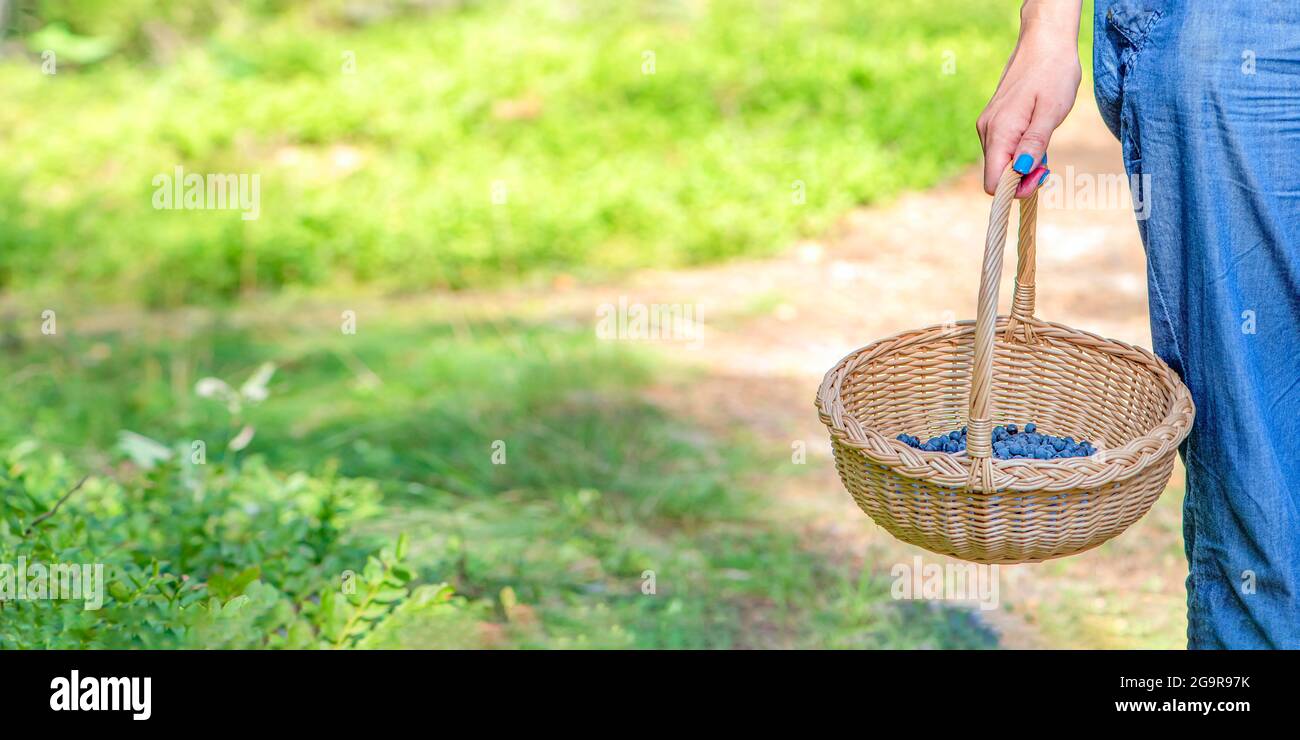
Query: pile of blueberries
896 423 1096 460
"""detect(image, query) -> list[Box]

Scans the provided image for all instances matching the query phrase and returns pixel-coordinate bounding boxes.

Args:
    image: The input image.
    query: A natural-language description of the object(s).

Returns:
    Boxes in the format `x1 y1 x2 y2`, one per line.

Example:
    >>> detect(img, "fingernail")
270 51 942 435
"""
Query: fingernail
1013 153 1035 174
1041 152 1048 166
1038 169 1051 186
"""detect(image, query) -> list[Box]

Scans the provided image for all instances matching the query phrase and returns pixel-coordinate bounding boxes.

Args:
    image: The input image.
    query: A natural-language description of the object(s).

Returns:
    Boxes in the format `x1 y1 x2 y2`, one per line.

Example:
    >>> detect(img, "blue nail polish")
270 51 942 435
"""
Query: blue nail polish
1038 169 1050 186
1041 152 1048 166
1013 153 1035 174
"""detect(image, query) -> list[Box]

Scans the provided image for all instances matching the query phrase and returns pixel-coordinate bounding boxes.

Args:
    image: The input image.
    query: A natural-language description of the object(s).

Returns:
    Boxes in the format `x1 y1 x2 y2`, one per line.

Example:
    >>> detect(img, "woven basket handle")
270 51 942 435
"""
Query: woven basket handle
966 166 1040 490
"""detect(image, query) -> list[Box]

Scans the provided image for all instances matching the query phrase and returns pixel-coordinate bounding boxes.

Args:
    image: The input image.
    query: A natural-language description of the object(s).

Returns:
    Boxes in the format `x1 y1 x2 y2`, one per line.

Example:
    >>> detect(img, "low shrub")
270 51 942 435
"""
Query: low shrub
0 444 474 648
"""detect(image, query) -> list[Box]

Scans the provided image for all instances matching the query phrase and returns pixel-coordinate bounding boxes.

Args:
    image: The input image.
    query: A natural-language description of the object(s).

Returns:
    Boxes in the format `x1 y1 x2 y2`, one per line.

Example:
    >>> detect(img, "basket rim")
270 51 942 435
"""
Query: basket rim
815 315 1195 493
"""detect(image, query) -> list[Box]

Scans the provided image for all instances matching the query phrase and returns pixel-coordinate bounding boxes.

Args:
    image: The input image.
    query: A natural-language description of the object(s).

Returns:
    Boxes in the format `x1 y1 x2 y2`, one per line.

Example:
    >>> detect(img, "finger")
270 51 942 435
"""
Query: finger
983 127 1017 195
1015 164 1050 198
1011 103 1058 178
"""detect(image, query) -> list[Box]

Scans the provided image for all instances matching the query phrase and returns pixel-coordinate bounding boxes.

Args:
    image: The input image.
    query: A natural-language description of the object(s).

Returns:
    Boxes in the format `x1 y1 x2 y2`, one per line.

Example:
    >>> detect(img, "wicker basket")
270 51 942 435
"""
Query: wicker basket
815 167 1195 564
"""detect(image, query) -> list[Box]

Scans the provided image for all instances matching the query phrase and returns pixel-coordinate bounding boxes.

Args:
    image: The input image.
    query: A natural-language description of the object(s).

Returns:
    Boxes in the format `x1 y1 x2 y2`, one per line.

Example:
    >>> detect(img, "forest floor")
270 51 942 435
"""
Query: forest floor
447 88 1190 648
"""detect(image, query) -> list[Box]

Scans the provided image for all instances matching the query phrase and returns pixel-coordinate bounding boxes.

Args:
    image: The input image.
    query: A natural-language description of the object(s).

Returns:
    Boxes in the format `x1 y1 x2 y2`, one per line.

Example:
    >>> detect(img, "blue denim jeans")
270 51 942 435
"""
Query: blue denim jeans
1094 1 1300 648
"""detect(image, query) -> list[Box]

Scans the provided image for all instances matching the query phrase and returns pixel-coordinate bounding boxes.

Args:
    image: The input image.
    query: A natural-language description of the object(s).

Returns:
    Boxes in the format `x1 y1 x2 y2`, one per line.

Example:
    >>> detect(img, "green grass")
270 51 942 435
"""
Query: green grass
1014 484 1187 650
1 0 1018 306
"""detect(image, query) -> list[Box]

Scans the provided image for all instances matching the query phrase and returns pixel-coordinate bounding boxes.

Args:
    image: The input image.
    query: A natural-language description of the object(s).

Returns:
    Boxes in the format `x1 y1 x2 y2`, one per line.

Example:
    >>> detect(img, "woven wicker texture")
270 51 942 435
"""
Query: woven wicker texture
815 168 1195 564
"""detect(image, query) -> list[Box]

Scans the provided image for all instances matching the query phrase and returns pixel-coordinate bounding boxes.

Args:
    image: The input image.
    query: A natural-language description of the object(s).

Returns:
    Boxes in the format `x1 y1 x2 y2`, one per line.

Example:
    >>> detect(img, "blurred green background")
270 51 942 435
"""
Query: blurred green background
2 0 1009 304
1 1 1169 650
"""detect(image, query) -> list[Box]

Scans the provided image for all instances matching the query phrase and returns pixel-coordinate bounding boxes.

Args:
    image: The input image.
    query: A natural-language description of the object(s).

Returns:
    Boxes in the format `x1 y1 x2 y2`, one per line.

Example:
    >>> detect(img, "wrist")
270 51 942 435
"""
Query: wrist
1017 20 1082 59
1020 1 1082 43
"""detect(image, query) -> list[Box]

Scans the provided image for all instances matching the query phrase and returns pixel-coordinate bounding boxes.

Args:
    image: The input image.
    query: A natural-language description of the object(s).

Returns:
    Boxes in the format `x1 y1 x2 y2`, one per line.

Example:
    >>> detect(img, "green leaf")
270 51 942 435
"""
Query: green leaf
115 431 173 470
108 582 133 603
370 587 407 604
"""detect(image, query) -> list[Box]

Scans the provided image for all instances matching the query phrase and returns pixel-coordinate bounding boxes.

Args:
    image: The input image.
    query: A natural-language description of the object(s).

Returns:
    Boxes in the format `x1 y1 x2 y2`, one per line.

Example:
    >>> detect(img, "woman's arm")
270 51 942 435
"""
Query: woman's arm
977 0 1083 196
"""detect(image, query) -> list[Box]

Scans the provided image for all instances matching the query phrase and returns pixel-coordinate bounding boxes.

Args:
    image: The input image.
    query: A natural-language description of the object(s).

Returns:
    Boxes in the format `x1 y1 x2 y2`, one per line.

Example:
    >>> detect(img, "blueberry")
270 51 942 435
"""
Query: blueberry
898 424 1093 458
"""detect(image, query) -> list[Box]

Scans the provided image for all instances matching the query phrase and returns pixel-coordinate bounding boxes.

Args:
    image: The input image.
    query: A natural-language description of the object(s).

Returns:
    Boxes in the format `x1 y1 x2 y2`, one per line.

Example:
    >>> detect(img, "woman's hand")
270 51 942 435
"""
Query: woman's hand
977 1 1083 196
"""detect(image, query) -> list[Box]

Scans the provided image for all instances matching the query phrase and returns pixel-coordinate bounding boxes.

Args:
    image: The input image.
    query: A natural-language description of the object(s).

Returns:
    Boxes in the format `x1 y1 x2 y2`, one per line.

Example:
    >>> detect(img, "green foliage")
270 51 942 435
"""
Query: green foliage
0 444 472 648
0 0 1018 305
